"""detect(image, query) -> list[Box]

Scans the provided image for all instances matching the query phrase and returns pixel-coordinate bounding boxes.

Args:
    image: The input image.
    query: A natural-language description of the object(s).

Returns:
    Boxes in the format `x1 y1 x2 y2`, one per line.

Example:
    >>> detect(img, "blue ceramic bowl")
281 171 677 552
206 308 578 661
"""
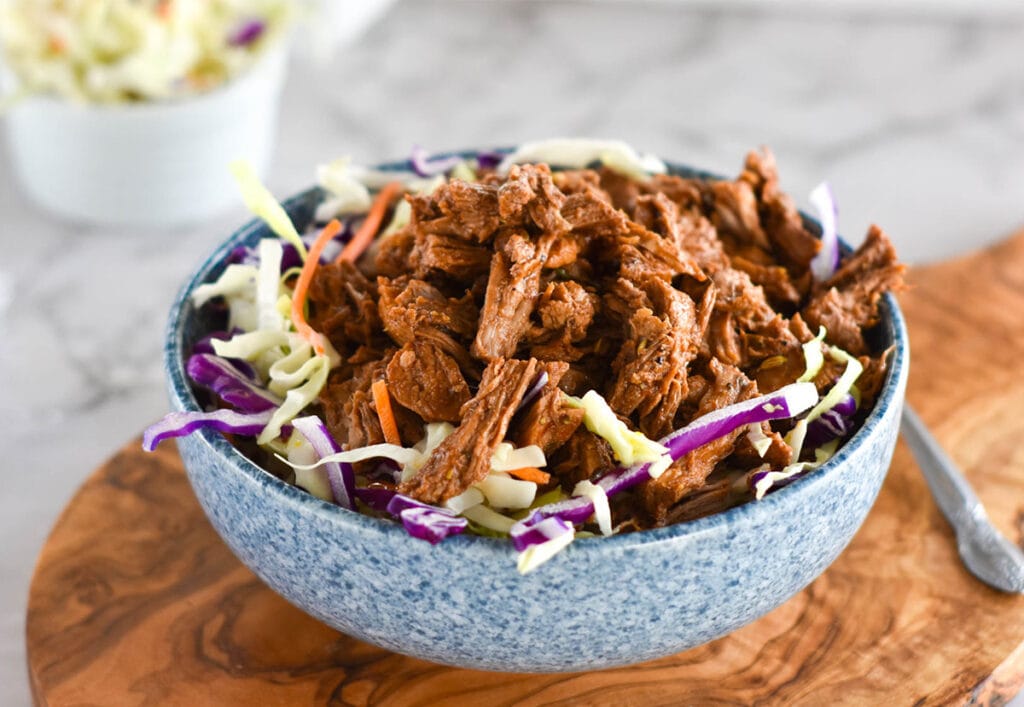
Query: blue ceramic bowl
165 157 909 672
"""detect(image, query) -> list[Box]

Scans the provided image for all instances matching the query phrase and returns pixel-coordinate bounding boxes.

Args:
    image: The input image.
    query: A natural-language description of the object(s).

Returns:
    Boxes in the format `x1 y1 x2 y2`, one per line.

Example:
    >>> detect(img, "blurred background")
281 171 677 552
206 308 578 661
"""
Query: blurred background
2 1 1023 703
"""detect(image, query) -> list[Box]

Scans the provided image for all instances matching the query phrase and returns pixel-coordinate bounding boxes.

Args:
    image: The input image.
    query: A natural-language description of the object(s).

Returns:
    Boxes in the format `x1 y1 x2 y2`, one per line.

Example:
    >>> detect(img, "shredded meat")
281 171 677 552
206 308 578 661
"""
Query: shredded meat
617 223 706 284
399 358 539 503
607 278 703 438
560 182 630 238
512 361 585 455
385 339 470 423
528 280 599 361
550 428 615 487
471 230 552 361
294 148 905 523
746 149 821 275
412 180 500 243
802 225 905 355
731 256 802 309
320 359 390 449
498 163 571 235
307 260 382 357
374 225 417 279
416 233 493 281
377 276 479 376
712 178 771 252
641 360 757 524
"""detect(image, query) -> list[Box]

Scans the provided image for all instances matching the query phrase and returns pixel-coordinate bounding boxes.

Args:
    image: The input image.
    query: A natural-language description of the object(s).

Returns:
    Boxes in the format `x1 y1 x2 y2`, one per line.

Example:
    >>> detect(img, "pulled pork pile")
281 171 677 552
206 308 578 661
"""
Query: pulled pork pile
307 150 904 529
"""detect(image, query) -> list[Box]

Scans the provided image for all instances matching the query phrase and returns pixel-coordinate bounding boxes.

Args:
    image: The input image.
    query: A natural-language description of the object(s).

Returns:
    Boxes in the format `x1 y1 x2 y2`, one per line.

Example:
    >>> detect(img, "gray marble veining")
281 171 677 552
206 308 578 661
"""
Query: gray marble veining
2 1 1023 703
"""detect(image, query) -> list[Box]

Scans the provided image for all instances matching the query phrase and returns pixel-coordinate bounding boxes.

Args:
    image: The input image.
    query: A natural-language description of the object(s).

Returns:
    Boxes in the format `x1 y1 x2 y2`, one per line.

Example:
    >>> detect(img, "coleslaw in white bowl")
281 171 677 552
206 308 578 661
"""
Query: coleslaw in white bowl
1 0 292 226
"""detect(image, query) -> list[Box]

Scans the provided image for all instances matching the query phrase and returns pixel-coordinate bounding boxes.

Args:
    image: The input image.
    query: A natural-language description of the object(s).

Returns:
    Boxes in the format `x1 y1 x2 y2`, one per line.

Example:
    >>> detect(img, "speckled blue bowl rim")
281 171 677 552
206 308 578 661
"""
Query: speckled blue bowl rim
165 149 909 560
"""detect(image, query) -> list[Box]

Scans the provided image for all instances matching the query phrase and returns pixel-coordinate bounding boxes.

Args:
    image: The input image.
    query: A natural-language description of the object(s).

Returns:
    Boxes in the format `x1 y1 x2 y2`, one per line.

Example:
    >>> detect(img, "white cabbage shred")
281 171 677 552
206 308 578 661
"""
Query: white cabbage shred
498 138 667 180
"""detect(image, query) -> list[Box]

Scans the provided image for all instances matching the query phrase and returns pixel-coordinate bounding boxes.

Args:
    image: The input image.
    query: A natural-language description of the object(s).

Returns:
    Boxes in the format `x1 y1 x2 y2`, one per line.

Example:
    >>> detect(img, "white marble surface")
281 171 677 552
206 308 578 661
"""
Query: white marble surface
2 2 1023 703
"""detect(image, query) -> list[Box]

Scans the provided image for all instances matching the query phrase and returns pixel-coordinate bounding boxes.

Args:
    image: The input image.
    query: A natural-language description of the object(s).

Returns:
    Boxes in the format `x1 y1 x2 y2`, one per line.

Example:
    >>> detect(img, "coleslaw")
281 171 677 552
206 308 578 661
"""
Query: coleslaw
0 0 292 103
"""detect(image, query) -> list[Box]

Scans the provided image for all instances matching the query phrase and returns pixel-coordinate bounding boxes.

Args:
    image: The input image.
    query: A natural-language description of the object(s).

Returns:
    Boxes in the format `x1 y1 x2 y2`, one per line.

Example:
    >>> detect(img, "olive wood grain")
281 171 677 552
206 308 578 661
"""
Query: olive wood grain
27 231 1024 706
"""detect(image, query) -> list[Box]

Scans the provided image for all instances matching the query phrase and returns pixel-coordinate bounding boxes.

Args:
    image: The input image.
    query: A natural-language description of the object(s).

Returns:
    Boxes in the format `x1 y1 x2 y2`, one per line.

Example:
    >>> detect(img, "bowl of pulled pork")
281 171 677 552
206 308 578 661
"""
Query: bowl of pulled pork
147 139 908 672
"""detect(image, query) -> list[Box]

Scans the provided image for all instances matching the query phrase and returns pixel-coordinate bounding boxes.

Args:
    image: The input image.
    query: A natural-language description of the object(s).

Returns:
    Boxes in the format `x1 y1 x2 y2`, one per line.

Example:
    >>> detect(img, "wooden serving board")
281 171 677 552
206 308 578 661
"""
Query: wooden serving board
27 233 1024 706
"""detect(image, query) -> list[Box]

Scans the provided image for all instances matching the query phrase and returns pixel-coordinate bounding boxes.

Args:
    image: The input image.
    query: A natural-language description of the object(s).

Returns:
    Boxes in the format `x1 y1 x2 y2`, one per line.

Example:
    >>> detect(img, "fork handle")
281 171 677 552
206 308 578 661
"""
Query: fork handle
900 404 988 531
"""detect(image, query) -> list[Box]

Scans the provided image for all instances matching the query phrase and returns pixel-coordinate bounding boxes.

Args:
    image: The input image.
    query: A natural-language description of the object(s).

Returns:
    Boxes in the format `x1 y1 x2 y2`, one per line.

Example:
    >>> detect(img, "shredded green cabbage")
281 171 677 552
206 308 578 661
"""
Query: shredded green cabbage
379 199 412 239
805 347 864 423
258 354 330 444
461 504 516 534
499 138 667 180
230 161 307 261
475 474 537 510
286 430 332 502
783 419 809 464
491 443 546 472
449 161 477 182
211 329 332 445
192 264 257 308
517 527 576 575
256 239 286 332
285 440 423 469
572 480 612 536
754 462 813 500
211 329 288 355
564 390 670 469
315 158 372 222
400 422 455 482
746 423 773 458
266 338 315 394
797 327 828 383
444 487 484 514
815 439 840 465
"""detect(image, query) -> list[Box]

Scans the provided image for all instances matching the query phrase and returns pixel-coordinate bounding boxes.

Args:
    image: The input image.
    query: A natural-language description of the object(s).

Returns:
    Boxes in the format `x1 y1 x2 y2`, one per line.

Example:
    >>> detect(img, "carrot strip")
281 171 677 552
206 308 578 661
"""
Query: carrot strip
371 379 402 446
506 467 551 485
290 219 342 356
334 181 403 264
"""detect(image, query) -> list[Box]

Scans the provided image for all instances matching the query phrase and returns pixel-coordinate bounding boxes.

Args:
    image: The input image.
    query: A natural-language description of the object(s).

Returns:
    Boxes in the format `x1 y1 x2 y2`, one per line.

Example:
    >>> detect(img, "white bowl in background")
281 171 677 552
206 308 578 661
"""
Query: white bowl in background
3 45 287 227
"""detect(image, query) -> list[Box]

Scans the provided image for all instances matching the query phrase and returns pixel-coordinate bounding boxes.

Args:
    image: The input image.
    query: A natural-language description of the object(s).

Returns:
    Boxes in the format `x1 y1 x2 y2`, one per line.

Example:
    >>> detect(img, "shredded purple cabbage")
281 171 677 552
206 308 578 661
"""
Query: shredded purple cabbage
409 145 464 178
354 486 397 513
291 416 355 510
475 151 505 170
510 515 573 552
187 353 281 413
659 383 817 462
191 332 259 380
142 408 274 452
228 19 265 47
228 227 350 270
809 182 841 282
191 331 231 355
805 393 857 447
386 493 467 544
511 381 818 550
749 466 811 496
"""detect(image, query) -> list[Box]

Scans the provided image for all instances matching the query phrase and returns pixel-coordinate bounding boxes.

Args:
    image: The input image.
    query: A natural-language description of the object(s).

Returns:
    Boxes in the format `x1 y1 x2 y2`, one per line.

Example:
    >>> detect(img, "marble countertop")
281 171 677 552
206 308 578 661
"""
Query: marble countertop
2 2 1023 703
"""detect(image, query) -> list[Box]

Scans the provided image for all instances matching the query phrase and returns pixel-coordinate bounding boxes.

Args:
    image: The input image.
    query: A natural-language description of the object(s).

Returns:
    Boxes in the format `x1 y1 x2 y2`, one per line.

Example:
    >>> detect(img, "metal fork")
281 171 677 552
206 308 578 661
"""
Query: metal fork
901 405 1024 593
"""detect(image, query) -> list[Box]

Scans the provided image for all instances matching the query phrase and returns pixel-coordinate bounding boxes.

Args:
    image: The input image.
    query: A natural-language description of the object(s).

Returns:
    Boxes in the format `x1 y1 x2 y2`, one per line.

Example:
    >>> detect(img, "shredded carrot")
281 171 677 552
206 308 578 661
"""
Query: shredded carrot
156 0 173 20
334 181 403 264
371 379 402 446
290 219 342 356
506 467 551 485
